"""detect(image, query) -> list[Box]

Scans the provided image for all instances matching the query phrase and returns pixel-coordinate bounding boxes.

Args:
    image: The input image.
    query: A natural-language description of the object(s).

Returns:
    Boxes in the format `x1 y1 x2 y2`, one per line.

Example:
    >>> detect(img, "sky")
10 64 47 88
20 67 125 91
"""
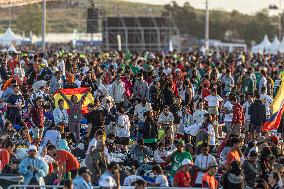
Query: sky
124 0 283 15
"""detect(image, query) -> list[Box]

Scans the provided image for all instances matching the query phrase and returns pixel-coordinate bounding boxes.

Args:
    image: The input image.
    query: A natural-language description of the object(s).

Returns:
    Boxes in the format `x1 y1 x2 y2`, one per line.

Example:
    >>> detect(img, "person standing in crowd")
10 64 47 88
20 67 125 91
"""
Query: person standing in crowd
166 140 192 176
47 145 80 180
204 88 223 117
223 94 234 133
133 73 149 100
225 137 243 166
194 142 217 186
30 96 45 143
241 72 254 94
260 87 273 117
85 140 108 184
59 89 88 142
73 167 93 189
134 98 152 139
242 93 253 142
111 75 125 107
259 70 267 92
116 107 131 151
231 96 245 136
53 99 69 134
6 84 24 124
249 93 266 140
18 145 49 186
243 150 261 188
86 100 106 139
50 71 63 94
221 68 234 97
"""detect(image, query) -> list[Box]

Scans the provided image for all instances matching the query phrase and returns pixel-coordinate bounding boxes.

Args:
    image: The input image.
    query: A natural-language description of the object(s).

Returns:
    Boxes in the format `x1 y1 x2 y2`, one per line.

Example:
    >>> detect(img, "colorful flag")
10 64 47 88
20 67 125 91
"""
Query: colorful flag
262 77 284 131
53 88 94 114
270 77 284 114
262 102 284 132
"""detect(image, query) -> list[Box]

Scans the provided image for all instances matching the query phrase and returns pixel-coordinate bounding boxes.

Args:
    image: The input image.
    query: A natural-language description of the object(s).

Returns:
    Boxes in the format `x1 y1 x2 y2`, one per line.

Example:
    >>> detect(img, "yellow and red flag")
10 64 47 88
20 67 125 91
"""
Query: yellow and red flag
54 88 94 114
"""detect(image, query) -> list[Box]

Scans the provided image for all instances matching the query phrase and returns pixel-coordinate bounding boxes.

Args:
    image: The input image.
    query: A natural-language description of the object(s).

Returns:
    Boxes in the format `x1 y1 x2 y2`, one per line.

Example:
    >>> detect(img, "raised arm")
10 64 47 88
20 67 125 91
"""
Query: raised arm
59 90 71 104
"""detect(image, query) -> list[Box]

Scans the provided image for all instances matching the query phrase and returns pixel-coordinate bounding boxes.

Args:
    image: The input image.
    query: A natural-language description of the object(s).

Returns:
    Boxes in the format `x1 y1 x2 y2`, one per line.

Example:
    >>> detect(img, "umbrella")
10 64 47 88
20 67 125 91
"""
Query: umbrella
32 80 47 91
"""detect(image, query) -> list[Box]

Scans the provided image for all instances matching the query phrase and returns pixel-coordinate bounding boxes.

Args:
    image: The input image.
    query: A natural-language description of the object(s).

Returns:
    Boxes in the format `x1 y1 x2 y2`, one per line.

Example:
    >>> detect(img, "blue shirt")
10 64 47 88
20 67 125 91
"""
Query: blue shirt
73 176 93 189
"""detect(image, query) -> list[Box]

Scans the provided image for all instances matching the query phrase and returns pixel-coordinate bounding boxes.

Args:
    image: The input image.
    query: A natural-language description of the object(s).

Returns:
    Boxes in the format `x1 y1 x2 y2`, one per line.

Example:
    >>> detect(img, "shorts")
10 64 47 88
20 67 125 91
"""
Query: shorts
250 124 261 133
244 120 250 132
230 124 241 136
208 106 219 115
116 137 130 145
31 127 44 139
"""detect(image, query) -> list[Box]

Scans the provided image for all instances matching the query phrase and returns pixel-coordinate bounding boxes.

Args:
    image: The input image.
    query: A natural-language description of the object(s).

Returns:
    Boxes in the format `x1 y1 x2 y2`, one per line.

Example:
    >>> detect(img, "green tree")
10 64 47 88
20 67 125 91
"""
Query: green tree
15 4 42 36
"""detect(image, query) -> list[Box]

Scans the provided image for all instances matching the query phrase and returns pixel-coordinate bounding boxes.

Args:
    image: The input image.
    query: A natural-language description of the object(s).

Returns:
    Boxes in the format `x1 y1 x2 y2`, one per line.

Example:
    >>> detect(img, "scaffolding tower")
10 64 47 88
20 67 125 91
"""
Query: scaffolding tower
102 13 180 51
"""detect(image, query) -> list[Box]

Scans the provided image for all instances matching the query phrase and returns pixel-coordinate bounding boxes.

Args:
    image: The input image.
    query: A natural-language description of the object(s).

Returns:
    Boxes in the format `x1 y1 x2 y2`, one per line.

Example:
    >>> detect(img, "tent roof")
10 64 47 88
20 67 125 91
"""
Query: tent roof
0 27 25 46
278 37 284 53
268 36 280 54
252 35 272 53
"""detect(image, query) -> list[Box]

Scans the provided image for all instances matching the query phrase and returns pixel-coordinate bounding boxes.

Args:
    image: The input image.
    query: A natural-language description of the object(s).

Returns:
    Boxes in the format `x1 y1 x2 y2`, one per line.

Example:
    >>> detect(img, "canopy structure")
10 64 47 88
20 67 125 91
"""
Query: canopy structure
268 36 280 54
252 35 271 53
278 37 284 53
0 27 26 46
7 44 18 53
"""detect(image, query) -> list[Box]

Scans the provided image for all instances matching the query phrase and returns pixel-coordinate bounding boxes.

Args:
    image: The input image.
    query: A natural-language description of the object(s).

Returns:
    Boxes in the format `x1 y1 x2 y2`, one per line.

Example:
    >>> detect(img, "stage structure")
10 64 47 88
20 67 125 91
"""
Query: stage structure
102 14 180 51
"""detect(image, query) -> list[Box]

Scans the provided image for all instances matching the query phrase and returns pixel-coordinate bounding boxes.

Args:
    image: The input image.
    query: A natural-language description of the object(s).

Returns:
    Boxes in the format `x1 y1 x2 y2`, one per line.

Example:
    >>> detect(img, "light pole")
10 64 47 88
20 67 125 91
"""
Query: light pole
205 0 209 52
42 0 46 51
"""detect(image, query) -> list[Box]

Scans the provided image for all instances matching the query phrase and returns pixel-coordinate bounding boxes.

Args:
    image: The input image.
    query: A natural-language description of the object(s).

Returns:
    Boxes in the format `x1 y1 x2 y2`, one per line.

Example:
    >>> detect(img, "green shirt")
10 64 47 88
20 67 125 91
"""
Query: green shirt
171 151 192 175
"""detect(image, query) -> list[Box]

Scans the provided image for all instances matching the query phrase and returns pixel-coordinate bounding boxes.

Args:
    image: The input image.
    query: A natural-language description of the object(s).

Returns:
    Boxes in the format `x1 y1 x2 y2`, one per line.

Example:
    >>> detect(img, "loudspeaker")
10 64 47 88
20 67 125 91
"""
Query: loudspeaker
86 8 99 33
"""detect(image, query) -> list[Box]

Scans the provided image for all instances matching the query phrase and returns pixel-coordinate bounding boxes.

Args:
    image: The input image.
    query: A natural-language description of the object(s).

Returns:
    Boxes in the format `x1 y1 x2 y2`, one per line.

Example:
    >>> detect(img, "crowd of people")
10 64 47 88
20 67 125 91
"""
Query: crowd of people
0 49 283 189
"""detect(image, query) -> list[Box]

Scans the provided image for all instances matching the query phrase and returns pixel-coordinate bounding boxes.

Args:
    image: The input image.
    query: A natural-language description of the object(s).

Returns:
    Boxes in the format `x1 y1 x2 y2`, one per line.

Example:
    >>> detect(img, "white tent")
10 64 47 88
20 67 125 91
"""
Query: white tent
268 36 280 54
7 44 18 53
278 37 284 53
0 27 26 46
251 35 271 53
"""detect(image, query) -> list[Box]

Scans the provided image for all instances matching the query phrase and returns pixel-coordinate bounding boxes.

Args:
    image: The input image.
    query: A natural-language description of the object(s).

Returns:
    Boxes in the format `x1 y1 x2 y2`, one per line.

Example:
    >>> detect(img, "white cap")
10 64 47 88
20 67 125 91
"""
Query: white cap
181 159 193 166
27 145 38 152
175 68 181 72
98 175 117 188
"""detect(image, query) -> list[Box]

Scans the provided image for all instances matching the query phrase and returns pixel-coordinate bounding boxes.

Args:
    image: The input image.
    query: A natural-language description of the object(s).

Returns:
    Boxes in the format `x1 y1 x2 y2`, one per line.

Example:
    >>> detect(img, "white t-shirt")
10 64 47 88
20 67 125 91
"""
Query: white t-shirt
123 175 144 186
134 103 152 122
204 95 223 107
223 101 233 122
116 115 131 137
259 76 267 92
207 123 215 145
193 109 208 124
194 154 217 184
158 112 174 124
243 101 252 120
260 94 273 116
155 174 169 187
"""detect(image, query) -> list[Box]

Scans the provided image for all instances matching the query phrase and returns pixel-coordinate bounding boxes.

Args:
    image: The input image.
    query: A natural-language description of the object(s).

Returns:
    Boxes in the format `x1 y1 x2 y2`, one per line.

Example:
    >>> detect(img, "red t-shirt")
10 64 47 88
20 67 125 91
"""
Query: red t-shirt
56 150 80 172
0 149 10 170
174 170 191 187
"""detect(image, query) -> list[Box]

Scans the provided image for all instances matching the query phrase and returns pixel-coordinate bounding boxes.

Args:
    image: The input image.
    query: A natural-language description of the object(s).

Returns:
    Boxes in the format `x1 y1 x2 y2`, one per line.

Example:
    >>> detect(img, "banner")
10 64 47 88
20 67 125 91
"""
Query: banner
54 88 94 114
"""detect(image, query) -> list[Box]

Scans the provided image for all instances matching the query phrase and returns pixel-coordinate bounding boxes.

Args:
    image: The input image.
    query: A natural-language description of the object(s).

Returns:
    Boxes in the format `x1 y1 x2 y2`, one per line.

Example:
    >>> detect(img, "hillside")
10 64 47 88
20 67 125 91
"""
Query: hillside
0 0 165 33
